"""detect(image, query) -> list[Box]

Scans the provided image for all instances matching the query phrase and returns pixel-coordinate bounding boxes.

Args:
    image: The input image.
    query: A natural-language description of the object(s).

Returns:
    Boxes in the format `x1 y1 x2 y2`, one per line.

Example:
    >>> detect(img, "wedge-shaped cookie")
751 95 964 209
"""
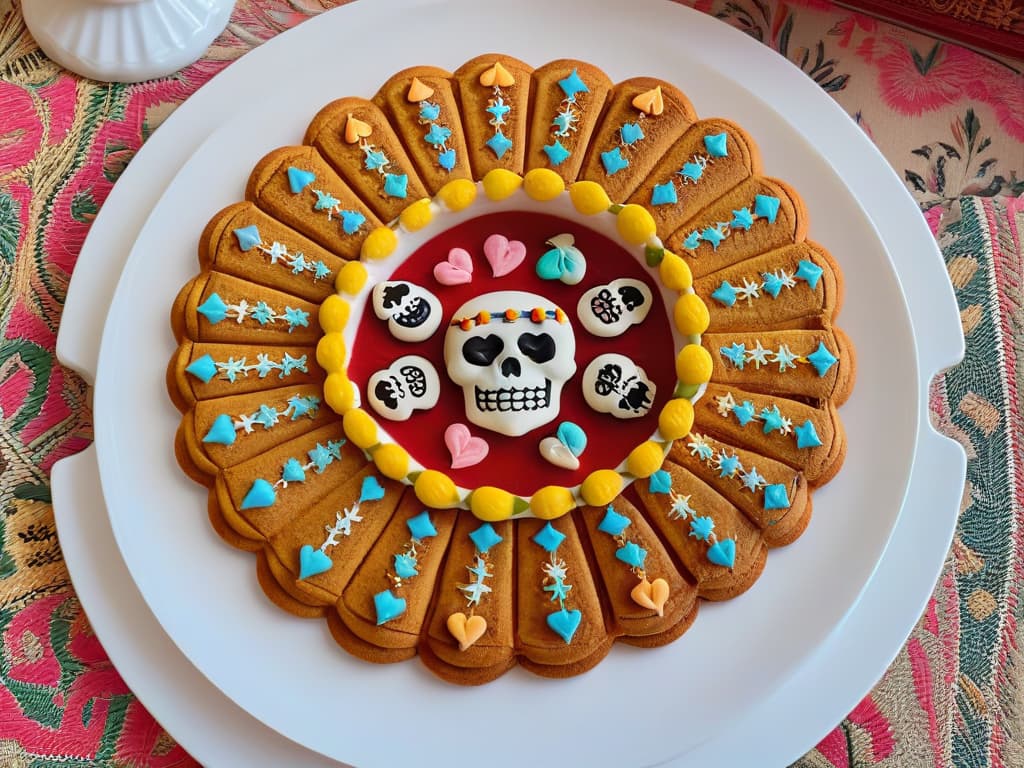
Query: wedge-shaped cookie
579 77 697 203
199 202 344 303
695 383 847 487
633 459 768 601
421 517 515 685
246 145 380 259
453 54 533 178
374 65 473 194
698 241 842 332
333 496 456 662
526 59 613 183
629 118 761 238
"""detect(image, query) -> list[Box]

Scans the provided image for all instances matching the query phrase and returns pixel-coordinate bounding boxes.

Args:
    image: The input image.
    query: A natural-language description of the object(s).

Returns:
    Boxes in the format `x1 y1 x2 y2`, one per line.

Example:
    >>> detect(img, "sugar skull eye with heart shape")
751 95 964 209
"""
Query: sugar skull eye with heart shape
444 291 576 437
582 353 657 419
576 278 653 338
366 355 441 421
371 281 442 342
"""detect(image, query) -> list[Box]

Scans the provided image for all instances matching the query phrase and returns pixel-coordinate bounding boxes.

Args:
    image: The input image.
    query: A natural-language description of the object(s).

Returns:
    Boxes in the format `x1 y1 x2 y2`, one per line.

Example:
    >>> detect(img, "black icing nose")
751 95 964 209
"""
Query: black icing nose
500 357 521 377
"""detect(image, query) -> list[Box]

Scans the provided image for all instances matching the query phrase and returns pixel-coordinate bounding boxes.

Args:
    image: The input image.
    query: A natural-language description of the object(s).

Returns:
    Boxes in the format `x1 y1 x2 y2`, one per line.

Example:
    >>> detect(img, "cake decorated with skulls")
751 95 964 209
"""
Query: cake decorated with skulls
169 55 854 684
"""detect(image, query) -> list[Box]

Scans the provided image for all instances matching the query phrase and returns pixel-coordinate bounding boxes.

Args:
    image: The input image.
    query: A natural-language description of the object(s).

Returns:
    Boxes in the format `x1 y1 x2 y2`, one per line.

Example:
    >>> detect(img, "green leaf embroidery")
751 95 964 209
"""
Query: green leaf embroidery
0 191 20 264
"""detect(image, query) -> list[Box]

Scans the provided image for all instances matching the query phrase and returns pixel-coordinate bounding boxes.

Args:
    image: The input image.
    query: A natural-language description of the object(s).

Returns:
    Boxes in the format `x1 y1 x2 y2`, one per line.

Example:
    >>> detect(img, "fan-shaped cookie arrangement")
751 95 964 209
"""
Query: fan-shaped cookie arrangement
169 55 854 684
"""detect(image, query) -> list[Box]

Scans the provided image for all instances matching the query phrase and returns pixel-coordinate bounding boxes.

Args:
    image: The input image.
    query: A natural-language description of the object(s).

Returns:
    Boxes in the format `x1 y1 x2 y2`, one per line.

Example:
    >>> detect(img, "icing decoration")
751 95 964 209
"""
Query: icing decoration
343 114 373 143
367 355 441 421
540 422 586 470
299 545 333 580
583 353 656 419
806 342 839 377
240 478 275 510
763 483 791 510
685 433 790 511
443 291 576 437
649 469 672 495
649 134 723 207
343 114 409 199
648 473 737 569
600 147 630 175
717 339 838 377
445 423 490 469
543 141 570 167
576 278 652 338
542 68 589 168
373 590 407 624
286 167 366 236
597 506 631 536
406 77 434 102
433 247 474 285
483 234 527 278
184 354 218 383
595 506 670 615
651 182 677 206
447 612 488 652
794 419 823 449
232 226 332 282
631 577 670 615
197 293 310 332
481 63 515 159
185 352 308 384
709 260 823 307
707 539 736 568
450 522 502 648
532 523 579 643
547 607 582 644
536 233 586 285
469 522 503 553
619 122 644 146
533 521 565 552
679 194 782 254
794 259 824 289
371 281 443 342
243 438 345 513
704 132 728 157
374 510 438 625
203 394 321 445
409 79 458 172
631 85 664 116
479 61 515 87
753 194 780 223
714 391 823 450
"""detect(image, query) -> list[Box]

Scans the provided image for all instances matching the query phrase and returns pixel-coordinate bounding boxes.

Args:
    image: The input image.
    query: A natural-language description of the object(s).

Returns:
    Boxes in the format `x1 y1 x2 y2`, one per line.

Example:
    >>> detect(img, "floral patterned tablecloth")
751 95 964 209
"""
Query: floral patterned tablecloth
0 1 1022 765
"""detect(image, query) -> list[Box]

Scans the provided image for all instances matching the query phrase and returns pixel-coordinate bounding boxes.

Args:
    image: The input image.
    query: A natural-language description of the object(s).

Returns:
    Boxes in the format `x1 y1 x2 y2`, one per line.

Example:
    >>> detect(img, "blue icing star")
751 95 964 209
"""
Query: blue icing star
286 166 315 194
651 181 678 206
544 576 572 603
419 101 440 121
619 122 644 145
680 161 703 182
469 523 503 554
795 419 823 449
718 453 740 478
185 354 217 383
552 110 575 136
730 207 754 231
255 404 280 428
221 357 247 382
250 301 273 325
689 515 715 541
732 400 757 426
543 139 571 166
326 439 345 461
649 469 672 495
306 444 332 473
197 293 227 324
373 590 407 625
486 98 510 123
615 541 648 569
407 511 437 541
314 190 340 211
424 123 451 147
202 414 236 446
707 538 736 568
720 342 747 369
290 254 308 275
485 131 513 159
600 147 629 175
233 225 261 251
711 281 737 307
761 272 784 298
558 68 589 100
393 553 419 579
240 478 275 510
760 405 785 434
280 353 307 376
364 149 389 171
437 148 456 170
283 307 310 331
339 210 366 235
754 194 781 224
682 231 702 250
807 342 838 377
532 522 566 553
701 226 726 249
795 259 824 289
704 132 728 157
597 507 631 537
281 458 306 483
763 483 791 510
383 173 408 199
287 395 317 419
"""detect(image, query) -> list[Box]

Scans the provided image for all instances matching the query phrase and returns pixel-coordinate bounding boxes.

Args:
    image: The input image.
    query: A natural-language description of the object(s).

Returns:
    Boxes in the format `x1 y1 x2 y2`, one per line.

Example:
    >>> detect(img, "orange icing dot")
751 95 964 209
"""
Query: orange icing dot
477 310 491 324
531 308 545 322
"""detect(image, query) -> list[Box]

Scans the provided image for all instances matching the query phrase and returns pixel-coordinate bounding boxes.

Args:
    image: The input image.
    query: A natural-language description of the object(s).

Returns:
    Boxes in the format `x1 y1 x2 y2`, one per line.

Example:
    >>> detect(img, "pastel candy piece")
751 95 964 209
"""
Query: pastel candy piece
556 421 586 457
483 233 527 277
445 423 490 469
343 113 373 143
547 608 582 644
631 85 664 115
298 544 333 580
539 436 580 471
630 577 670 616
406 76 434 102
433 247 474 285
535 233 586 286
446 612 488 651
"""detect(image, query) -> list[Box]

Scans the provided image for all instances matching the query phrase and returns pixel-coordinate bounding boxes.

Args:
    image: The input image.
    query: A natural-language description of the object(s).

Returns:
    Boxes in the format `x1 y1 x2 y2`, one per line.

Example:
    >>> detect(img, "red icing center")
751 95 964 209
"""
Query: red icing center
348 211 678 498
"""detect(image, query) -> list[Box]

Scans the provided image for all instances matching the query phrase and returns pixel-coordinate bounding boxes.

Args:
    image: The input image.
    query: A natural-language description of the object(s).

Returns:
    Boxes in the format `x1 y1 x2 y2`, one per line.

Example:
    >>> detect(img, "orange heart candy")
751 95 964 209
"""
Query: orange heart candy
344 114 373 144
447 612 488 651
630 576 670 616
479 61 515 88
406 77 434 103
632 85 664 116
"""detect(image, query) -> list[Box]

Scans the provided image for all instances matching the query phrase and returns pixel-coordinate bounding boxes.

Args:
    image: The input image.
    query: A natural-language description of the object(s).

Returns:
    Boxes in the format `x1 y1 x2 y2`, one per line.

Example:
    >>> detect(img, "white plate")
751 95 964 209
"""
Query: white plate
54 1 966 766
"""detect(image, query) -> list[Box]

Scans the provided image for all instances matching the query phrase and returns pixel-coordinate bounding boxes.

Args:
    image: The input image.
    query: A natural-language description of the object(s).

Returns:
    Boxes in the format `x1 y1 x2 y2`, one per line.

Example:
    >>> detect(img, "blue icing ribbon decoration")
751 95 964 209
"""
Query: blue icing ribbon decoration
556 421 587 457
485 132 513 159
543 140 571 167
754 194 781 224
718 454 740 477
373 590 407 625
651 182 677 206
185 354 217 383
393 553 419 579
287 166 316 194
704 132 729 157
383 173 408 199
233 225 261 251
763 483 791 510
359 475 386 503
437 148 456 170
558 68 589 99
407 511 437 540
469 523 503 554
600 147 629 175
711 281 737 307
795 259 824 289
720 342 747 369
597 507 631 536
615 541 648 569
281 458 306 483
707 538 736 568
298 544 333 580
795 420 823 449
806 342 838 377
619 122 644 145
649 470 672 495
197 293 227 324
547 608 582 644
340 210 366 235
533 522 565 553
202 414 236 445
240 478 276 510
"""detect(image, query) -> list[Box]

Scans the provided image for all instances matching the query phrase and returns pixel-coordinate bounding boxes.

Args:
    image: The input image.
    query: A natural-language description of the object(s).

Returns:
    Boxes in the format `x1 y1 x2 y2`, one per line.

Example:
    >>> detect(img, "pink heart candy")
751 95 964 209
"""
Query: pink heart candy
445 423 489 469
483 234 526 278
434 247 474 285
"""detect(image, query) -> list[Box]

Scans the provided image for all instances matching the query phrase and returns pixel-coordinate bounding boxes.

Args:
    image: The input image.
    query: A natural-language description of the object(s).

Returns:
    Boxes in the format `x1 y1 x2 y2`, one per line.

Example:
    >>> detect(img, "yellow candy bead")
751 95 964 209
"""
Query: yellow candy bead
318 294 350 333
315 333 346 372
658 398 695 440
342 408 378 449
437 178 477 211
616 204 657 246
675 344 713 385
335 261 367 296
482 169 523 201
580 470 623 507
673 293 710 336
659 251 692 291
470 486 515 522
361 226 398 260
323 371 355 413
530 486 575 520
523 168 565 201
415 470 459 508
399 198 433 232
626 441 665 478
568 180 612 215
373 444 410 480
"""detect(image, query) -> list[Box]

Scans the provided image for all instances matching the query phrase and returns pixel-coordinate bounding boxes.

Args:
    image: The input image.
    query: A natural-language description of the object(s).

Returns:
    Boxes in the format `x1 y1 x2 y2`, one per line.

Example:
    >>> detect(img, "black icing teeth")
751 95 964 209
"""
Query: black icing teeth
395 297 431 328
474 380 552 412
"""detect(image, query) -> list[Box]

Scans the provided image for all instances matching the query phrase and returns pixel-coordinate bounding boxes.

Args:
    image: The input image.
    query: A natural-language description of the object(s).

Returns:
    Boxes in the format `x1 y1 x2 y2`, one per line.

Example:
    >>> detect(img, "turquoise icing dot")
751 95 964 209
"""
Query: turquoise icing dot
340 210 366 235
407 511 437 541
373 590 407 625
720 342 747 369
701 226 726 249
383 173 408 199
359 475 386 503
532 522 566 553
202 414 236 445
469 523 503 554
718 453 740 478
763 483 791 510
795 259 824 289
682 231 701 250
704 132 729 157
393 553 419 579
795 420 823 449
298 544 332 580
281 458 306 483
754 194 781 224
556 421 587 457
185 354 217 383
615 541 648 569
197 293 227 324
438 148 456 170
419 102 440 121
558 68 589 99
689 515 714 542
807 342 838 377
680 161 703 181
651 181 677 206
649 469 672 495
547 608 582 644
286 166 316 194
707 538 736 568
730 207 754 231
619 122 644 146
543 139 571 166
600 147 629 175
240 478 276 510
762 272 784 298
711 281 737 307
424 123 451 147
597 506 631 537
760 405 786 434
485 132 513 159
233 225 261 251
732 400 757 426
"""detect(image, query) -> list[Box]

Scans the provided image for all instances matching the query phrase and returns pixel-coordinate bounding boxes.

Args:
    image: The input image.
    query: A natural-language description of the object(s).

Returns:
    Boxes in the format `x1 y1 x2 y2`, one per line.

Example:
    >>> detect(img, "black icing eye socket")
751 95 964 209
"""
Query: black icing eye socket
517 333 556 364
618 285 646 311
374 379 400 410
463 335 504 366
597 288 615 303
381 283 410 309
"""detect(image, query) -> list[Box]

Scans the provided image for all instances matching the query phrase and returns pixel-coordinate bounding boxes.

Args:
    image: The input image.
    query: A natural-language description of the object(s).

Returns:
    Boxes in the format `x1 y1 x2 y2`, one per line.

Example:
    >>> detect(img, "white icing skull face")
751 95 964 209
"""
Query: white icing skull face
444 291 576 437
577 278 652 338
583 353 656 419
366 355 441 421
371 281 442 342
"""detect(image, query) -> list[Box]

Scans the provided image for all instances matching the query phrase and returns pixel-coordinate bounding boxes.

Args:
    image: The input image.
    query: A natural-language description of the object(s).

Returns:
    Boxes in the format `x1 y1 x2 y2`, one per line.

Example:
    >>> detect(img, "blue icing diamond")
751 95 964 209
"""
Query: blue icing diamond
485 132 513 159
730 207 754 231
532 522 566 553
233 225 261 251
407 511 437 541
383 173 408 199
689 515 715 542
339 210 366 235
438 148 456 170
393 553 419 579
704 132 728 157
795 420 823 449
701 226 726 249
711 281 737 307
469 523 503 554
185 354 217 383
762 272 785 298
543 139 571 166
732 400 757 426
373 590 407 625
202 414 236 445
651 181 677 206
240 478 275 510
558 68 589 99
720 342 747 369
718 453 740 478
419 102 440 121
298 545 332 580
763 483 791 510
359 475 386 503
795 259 824 289
754 194 781 224
707 538 736 568
680 161 703 182
424 123 451 147
364 149 389 171
286 166 316 194
807 342 838 377
597 507 631 537
682 231 702 251
760 405 785 434
547 608 582 644
619 122 644 146
281 458 306 483
615 541 648 569
601 147 629 175
649 469 672 495
197 293 227 324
